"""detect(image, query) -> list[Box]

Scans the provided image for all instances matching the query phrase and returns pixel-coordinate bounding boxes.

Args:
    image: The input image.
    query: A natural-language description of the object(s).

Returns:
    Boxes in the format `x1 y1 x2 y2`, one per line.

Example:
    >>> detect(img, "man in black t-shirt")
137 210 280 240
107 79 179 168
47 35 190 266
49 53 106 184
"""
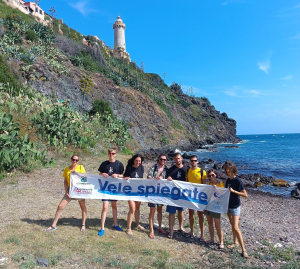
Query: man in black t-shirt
97 148 124 236
166 153 188 239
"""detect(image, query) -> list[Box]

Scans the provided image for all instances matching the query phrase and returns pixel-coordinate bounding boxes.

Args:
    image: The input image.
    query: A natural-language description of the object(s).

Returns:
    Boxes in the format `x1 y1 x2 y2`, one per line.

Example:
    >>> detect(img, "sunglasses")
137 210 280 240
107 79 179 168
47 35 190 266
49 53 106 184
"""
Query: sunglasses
71 159 79 162
109 152 116 155
208 174 216 178
190 160 198 162
160 159 167 161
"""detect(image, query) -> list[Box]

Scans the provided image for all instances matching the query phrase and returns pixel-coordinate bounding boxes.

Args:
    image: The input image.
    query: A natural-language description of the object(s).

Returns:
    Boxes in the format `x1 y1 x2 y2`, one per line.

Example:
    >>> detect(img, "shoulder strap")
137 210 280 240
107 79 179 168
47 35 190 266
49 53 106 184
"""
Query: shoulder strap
200 168 203 179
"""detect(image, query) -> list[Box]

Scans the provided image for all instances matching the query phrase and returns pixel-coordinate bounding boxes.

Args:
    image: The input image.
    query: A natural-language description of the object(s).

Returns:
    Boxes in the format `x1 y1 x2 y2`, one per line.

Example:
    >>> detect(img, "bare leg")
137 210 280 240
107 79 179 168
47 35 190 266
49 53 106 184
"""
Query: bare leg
168 213 175 236
157 206 163 230
48 198 70 229
206 215 214 241
178 210 184 231
79 200 87 231
100 201 109 230
231 215 246 252
111 201 118 227
149 207 155 235
227 212 238 245
214 218 223 245
127 200 135 230
188 209 195 235
135 201 141 227
197 211 205 239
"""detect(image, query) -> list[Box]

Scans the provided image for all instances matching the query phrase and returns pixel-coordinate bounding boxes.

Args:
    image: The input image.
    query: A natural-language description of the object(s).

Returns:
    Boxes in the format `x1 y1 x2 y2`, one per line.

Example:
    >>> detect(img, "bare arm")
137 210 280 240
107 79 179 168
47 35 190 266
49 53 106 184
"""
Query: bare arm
202 177 207 184
229 188 248 198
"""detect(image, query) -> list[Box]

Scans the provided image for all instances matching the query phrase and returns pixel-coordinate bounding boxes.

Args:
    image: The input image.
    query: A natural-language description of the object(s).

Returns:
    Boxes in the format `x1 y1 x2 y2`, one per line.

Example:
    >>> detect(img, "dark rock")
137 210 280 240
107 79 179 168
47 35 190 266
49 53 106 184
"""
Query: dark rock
239 173 276 185
213 163 223 170
224 145 240 148
182 153 193 159
291 187 300 199
36 258 49 267
273 179 289 187
254 182 264 188
215 171 228 181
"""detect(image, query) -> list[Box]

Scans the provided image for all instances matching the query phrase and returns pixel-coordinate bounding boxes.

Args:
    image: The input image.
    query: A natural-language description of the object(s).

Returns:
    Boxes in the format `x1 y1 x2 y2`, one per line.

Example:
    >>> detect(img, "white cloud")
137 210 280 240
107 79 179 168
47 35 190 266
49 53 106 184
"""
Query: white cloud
222 0 248 5
69 0 98 16
291 32 300 39
222 86 266 98
244 90 261 97
223 90 238 97
281 75 293 80
257 59 270 74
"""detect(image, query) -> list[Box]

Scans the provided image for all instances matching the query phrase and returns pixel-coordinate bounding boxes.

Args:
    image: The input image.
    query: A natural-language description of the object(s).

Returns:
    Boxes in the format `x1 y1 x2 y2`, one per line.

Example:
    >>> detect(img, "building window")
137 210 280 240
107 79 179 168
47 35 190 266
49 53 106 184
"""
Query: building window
35 7 38 12
40 10 42 15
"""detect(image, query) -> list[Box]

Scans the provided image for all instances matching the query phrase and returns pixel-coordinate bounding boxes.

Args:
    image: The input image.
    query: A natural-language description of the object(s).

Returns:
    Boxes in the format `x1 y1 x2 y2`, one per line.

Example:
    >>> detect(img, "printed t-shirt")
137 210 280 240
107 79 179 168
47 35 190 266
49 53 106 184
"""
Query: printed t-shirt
124 165 144 178
186 167 207 184
63 165 86 187
225 177 245 208
98 160 124 176
166 165 188 182
208 181 225 188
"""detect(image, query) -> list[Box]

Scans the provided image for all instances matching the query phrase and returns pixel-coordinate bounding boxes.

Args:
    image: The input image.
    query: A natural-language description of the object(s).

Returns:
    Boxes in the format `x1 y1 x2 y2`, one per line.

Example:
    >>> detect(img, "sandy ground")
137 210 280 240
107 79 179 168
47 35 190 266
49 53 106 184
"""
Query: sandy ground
0 157 299 268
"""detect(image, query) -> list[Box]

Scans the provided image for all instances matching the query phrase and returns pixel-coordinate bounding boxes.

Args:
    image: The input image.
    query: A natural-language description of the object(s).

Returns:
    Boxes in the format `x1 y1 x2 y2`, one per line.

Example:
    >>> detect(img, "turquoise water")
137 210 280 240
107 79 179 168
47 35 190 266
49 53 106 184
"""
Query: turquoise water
190 133 300 196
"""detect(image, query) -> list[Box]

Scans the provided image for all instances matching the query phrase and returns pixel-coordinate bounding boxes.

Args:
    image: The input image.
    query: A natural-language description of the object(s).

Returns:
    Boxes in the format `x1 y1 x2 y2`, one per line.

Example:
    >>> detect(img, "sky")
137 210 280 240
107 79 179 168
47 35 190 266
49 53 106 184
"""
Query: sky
40 0 300 135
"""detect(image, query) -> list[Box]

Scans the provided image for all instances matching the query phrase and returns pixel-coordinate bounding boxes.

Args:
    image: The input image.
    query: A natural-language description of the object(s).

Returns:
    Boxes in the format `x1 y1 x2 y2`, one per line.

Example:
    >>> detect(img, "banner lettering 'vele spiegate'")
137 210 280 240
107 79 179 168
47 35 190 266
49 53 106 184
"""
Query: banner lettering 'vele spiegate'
70 174 230 213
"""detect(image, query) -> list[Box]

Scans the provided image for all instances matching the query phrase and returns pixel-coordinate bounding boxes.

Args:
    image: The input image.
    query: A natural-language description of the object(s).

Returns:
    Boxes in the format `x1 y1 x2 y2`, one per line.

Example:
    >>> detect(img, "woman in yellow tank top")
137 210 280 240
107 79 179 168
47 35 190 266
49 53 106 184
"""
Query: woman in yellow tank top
45 155 87 232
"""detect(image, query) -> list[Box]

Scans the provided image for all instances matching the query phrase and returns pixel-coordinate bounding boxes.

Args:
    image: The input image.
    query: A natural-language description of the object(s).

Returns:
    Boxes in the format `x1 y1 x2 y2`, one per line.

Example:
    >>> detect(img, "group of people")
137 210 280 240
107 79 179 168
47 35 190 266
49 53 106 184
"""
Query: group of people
46 148 248 258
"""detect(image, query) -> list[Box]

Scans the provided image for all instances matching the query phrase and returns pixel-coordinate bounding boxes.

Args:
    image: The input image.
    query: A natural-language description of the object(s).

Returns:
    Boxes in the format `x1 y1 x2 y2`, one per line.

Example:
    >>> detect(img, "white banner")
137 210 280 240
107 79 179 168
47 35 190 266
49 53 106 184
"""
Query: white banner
70 174 230 213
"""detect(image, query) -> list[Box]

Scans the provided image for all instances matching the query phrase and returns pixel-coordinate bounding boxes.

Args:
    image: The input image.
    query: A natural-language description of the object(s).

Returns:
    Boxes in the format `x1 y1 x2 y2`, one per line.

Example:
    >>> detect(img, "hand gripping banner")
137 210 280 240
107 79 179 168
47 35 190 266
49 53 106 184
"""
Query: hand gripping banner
70 174 230 213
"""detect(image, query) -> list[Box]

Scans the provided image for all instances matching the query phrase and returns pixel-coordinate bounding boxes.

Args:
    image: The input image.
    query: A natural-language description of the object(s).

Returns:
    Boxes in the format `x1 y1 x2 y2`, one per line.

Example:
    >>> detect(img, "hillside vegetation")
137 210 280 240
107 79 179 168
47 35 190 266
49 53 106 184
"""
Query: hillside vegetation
0 3 239 176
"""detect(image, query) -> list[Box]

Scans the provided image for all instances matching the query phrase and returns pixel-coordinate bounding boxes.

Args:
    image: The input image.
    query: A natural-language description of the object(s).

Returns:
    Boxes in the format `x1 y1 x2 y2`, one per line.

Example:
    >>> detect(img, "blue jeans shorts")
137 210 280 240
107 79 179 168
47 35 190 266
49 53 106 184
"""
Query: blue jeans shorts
102 199 117 202
166 205 183 214
148 203 163 208
228 206 241 216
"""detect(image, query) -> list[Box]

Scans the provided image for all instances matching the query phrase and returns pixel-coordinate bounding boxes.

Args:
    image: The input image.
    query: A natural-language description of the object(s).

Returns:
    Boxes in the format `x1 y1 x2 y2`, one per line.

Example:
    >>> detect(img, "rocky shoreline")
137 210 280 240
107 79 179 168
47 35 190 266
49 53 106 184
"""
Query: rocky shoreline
140 146 299 198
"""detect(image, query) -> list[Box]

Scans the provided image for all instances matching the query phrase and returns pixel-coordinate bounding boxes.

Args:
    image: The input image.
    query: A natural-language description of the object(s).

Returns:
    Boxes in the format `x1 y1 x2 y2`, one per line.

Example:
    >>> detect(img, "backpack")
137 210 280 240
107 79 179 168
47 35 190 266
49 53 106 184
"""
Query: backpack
185 166 204 180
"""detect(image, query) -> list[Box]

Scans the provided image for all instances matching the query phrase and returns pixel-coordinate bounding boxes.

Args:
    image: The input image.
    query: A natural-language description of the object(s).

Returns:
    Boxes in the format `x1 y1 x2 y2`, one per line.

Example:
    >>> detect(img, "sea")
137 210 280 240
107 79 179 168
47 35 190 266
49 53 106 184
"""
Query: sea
189 133 300 196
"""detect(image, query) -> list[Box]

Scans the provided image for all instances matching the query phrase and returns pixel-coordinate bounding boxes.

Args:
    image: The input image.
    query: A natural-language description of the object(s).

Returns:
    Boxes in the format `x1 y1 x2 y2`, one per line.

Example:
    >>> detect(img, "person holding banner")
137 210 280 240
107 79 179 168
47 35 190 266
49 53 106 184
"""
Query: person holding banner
166 153 188 239
45 155 87 232
204 169 224 249
147 153 169 239
185 155 207 242
98 148 124 236
124 154 145 236
224 161 248 258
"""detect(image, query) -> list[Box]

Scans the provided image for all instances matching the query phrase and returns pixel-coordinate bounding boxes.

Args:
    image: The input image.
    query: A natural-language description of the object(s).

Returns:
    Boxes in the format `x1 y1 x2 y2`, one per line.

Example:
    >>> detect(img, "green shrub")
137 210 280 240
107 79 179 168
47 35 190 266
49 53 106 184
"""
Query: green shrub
0 53 22 93
31 103 89 149
25 29 38 42
89 99 113 117
0 112 48 174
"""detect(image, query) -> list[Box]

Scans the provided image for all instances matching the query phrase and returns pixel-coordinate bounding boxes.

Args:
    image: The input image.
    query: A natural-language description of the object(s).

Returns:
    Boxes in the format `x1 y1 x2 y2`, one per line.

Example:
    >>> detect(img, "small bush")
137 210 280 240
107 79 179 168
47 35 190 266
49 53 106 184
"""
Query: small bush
89 99 113 117
25 29 38 42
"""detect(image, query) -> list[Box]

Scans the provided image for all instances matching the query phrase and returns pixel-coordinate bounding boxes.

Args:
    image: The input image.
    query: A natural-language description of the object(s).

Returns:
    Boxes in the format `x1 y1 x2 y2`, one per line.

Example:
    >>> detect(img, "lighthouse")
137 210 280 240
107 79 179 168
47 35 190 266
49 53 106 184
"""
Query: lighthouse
113 15 130 62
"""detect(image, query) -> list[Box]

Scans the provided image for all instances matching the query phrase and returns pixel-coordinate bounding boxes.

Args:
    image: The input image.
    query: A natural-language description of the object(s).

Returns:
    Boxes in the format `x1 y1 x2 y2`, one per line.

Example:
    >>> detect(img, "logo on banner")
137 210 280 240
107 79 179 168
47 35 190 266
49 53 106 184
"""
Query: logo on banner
81 177 87 183
73 187 92 194
213 190 226 199
213 201 222 210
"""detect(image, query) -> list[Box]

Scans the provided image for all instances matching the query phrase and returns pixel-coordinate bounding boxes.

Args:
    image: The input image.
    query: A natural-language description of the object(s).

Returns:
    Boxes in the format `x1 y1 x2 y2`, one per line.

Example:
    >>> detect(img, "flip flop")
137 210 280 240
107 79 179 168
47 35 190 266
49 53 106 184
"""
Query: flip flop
136 225 145 231
80 225 85 232
98 229 104 236
125 229 133 236
148 234 155 239
205 240 215 244
199 237 205 243
242 251 249 258
158 229 167 235
219 244 225 249
113 225 123 231
177 229 186 234
45 226 57 232
227 244 237 249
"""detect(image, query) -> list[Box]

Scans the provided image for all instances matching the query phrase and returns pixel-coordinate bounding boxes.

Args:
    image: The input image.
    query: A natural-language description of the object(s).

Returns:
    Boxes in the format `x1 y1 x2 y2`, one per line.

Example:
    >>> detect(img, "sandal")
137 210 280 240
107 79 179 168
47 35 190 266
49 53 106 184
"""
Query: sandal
136 225 145 231
205 239 215 244
227 244 237 249
158 229 167 235
149 234 155 239
242 251 249 258
167 234 173 239
45 226 57 232
199 237 205 243
80 225 85 232
177 229 186 234
125 229 133 236
219 244 225 249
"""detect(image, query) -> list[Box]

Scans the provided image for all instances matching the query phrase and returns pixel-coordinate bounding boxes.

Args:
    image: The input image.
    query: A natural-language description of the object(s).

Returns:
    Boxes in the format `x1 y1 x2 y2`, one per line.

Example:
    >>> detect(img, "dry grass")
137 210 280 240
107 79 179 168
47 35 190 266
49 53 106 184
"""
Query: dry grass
0 155 299 269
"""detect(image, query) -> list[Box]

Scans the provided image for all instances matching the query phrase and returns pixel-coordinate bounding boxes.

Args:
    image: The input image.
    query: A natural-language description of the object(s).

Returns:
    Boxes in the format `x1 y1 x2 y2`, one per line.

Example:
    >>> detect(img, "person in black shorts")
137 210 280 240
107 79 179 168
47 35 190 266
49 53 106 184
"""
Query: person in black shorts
147 153 169 239
98 148 124 236
124 154 145 236
166 153 188 239
224 160 248 258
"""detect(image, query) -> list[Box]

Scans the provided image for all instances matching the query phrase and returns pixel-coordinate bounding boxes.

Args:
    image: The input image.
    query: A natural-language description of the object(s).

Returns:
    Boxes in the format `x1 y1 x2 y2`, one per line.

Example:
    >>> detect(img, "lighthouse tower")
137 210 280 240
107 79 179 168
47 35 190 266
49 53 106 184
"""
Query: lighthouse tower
113 15 130 62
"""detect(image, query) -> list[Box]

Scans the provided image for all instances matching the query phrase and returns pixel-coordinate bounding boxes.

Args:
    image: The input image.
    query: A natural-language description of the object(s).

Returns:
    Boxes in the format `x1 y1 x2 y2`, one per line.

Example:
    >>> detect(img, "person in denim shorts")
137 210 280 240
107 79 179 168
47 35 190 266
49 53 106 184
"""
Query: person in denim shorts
147 154 169 239
224 161 248 258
